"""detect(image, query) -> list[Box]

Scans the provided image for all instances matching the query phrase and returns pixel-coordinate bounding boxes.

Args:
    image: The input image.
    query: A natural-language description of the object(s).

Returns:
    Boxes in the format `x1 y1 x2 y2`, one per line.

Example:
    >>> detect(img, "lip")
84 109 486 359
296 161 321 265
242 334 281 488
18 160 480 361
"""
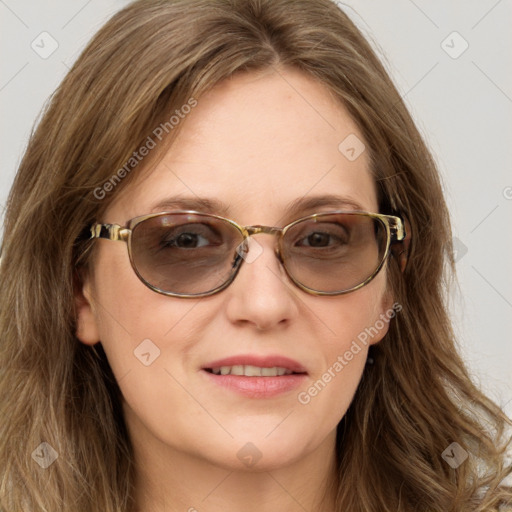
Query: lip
201 354 308 399
203 354 307 374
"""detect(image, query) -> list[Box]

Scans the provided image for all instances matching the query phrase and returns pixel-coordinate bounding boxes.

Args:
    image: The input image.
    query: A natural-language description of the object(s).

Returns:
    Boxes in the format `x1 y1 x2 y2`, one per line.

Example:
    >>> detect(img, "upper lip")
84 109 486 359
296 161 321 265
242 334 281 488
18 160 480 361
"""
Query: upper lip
202 355 308 374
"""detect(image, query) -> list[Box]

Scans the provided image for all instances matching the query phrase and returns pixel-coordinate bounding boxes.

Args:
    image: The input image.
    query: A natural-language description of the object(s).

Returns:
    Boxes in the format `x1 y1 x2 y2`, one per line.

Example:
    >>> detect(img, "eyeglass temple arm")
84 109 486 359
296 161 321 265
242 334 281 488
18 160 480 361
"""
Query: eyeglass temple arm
387 216 406 242
90 223 130 242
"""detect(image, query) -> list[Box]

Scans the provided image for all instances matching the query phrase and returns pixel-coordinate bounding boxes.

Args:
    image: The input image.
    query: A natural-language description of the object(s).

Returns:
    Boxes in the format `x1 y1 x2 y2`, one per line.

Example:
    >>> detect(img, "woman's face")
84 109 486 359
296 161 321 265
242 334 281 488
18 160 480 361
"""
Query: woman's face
77 67 393 472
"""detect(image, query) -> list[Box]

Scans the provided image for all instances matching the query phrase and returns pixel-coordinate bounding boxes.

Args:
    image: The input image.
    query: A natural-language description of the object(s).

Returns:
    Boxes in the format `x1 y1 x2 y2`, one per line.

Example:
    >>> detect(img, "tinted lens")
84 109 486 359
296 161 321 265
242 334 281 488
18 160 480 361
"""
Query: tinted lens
130 213 243 295
281 213 388 293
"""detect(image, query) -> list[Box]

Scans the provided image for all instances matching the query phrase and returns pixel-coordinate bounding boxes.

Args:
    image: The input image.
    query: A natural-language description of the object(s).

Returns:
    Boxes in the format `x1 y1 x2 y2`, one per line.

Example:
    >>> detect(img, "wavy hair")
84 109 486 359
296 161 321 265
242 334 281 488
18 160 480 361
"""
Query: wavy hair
0 0 510 510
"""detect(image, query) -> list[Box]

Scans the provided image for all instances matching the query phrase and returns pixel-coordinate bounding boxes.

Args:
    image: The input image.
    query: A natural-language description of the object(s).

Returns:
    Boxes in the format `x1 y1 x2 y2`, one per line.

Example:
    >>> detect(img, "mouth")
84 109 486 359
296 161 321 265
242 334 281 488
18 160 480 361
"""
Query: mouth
201 355 308 398
204 365 301 377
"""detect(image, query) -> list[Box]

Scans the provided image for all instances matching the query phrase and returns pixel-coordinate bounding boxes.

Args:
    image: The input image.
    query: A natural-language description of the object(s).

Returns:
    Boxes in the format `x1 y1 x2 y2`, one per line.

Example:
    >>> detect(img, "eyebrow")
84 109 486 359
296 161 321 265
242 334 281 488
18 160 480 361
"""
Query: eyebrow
149 194 366 219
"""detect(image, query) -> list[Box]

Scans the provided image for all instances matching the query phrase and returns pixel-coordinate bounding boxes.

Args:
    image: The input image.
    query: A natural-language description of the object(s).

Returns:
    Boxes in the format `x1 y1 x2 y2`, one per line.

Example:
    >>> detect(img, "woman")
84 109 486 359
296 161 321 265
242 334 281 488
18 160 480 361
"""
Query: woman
0 0 510 510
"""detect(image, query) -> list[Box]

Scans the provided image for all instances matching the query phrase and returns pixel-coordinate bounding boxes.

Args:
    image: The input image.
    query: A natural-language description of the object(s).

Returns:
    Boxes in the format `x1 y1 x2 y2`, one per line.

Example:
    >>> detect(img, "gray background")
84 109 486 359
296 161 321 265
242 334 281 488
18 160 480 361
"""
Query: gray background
1 1 511 415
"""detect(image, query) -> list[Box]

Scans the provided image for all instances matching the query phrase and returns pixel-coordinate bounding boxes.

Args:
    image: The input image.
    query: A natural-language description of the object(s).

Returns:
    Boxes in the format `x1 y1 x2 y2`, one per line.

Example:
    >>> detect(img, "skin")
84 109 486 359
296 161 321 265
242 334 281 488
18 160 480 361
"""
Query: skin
76 66 394 512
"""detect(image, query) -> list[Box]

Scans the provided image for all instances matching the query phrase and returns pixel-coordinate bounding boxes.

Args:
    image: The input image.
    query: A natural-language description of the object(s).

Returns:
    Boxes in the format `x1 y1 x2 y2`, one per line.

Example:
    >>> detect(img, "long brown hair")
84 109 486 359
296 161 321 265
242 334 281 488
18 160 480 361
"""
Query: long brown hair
1 0 510 510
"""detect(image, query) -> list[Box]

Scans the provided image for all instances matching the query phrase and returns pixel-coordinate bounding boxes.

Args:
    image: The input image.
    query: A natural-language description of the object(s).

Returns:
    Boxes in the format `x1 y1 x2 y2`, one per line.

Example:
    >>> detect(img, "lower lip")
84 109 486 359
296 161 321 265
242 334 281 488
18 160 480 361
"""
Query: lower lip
201 370 307 398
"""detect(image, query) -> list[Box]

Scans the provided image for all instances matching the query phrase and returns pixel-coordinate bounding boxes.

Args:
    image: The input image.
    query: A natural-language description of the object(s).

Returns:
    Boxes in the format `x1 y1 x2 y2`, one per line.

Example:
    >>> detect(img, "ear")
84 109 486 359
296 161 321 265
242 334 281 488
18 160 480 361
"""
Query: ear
74 268 100 346
367 215 410 347
367 287 395 346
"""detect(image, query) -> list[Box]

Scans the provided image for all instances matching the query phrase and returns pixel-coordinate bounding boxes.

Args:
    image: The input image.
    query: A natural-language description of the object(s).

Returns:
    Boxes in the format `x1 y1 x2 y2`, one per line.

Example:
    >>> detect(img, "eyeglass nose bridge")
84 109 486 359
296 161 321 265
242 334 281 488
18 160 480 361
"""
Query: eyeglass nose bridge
238 225 286 263
243 225 283 237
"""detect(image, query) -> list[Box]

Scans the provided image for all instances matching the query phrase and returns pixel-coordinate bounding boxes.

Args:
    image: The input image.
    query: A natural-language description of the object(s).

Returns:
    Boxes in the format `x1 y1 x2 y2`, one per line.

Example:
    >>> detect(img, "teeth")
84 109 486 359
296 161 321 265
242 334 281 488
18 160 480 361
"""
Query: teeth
244 365 261 377
231 365 244 376
210 365 294 377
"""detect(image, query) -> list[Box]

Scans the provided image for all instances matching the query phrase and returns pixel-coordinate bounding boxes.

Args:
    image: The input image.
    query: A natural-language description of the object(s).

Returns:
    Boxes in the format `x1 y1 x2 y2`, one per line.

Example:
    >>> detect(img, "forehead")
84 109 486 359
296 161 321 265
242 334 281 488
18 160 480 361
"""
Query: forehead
107 67 377 225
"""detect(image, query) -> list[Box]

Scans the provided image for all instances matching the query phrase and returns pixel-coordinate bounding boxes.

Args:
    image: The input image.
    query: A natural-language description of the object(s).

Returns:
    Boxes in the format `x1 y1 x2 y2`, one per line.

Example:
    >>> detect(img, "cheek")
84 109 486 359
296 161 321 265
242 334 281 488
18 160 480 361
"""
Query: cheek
297 273 389 422
89 243 200 387
90 249 211 451
327 268 390 348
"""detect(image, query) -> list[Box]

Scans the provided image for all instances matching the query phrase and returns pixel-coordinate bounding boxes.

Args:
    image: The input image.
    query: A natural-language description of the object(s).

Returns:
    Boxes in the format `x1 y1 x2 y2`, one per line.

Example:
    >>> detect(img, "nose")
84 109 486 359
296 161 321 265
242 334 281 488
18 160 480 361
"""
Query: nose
223 235 300 330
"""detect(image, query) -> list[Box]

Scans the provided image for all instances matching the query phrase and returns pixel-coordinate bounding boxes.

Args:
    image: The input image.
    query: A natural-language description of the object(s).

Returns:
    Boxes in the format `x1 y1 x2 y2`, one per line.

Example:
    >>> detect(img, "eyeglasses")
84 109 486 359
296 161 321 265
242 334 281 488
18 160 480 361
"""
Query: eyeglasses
89 210 405 298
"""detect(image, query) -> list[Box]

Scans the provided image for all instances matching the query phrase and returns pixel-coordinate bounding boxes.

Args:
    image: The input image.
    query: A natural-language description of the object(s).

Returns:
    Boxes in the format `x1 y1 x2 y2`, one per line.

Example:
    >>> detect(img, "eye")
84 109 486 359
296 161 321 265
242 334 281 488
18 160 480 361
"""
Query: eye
162 231 208 249
297 231 339 247
159 223 222 249
293 222 349 248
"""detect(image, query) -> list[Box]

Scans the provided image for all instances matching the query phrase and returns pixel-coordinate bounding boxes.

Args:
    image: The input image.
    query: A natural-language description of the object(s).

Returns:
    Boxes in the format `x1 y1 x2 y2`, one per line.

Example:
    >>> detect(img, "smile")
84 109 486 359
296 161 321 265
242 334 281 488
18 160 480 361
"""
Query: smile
205 365 297 376
201 355 308 398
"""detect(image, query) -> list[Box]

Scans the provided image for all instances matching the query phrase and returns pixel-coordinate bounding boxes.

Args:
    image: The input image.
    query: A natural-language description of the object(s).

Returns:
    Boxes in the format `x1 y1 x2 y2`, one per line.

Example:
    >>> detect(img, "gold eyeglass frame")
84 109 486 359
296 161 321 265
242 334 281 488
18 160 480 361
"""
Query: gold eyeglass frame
89 209 406 298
